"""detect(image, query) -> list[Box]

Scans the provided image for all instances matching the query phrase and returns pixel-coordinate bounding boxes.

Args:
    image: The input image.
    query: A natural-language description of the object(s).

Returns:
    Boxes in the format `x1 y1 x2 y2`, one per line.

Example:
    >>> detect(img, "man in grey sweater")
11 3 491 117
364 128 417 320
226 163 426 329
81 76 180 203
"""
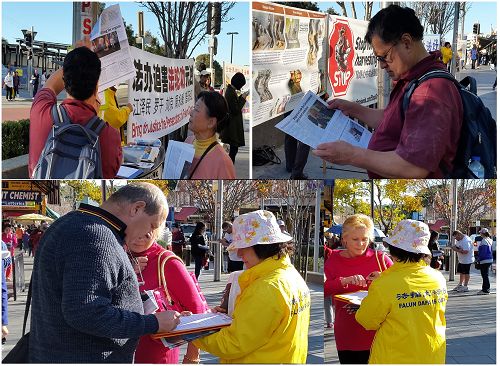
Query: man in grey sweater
29 182 180 362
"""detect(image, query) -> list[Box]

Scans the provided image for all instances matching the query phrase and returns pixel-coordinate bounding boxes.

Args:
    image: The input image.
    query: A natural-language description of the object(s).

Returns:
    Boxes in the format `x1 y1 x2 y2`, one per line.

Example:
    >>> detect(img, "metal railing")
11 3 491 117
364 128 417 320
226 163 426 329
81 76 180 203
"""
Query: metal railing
12 252 26 301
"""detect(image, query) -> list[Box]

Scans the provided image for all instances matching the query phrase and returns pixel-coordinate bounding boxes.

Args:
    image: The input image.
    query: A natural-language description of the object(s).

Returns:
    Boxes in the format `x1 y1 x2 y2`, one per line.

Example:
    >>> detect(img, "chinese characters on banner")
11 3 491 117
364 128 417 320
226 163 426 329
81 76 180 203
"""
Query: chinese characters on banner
127 47 195 142
327 15 378 106
252 1 328 126
223 62 250 119
423 35 441 52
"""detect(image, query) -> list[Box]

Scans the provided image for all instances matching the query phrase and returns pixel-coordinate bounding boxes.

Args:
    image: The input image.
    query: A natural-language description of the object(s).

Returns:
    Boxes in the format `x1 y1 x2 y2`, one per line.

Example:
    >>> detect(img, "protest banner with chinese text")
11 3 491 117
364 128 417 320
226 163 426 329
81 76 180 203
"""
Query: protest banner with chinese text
127 47 195 142
252 1 328 126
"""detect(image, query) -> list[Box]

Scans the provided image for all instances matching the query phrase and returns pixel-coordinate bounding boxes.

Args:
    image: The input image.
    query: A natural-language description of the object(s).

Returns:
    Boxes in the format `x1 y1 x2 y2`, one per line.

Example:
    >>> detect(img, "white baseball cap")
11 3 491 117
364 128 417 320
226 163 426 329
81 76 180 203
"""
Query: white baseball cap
384 219 431 255
228 210 293 250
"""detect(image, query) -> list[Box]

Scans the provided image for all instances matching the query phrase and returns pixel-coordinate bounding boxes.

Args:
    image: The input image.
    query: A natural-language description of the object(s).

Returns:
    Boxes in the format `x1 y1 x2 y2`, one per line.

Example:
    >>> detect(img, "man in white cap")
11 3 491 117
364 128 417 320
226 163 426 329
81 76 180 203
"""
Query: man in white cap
451 230 474 292
355 219 447 364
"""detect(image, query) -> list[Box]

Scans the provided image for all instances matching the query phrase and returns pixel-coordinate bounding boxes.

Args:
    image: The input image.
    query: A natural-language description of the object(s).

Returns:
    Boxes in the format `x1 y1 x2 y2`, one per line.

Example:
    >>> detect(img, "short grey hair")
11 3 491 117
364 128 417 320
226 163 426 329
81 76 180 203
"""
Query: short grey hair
108 182 168 216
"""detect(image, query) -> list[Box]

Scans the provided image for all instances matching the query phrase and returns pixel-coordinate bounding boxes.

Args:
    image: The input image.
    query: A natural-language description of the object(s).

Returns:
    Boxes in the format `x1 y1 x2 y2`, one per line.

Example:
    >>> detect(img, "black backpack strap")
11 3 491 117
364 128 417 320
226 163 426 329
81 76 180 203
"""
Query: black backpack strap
187 141 219 179
22 278 32 335
402 70 460 116
85 116 107 136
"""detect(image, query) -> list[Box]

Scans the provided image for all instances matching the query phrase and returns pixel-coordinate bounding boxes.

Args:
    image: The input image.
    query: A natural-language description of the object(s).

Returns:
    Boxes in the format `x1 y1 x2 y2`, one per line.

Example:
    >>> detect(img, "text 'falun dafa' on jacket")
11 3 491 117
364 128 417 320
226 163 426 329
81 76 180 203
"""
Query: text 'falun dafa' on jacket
193 255 310 364
355 260 448 364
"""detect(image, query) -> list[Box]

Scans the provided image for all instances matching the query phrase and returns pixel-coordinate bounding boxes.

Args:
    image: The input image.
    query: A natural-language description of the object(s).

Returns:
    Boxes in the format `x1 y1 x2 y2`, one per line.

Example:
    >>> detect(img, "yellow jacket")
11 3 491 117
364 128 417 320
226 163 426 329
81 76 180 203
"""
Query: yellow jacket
355 260 447 364
193 255 310 364
99 88 132 129
441 46 453 65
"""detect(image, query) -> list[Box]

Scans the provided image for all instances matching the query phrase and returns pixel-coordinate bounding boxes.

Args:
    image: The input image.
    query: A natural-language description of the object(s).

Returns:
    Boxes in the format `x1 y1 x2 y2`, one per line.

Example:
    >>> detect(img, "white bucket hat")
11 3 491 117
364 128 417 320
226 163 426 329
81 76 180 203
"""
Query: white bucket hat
384 219 431 255
479 228 490 235
228 210 293 250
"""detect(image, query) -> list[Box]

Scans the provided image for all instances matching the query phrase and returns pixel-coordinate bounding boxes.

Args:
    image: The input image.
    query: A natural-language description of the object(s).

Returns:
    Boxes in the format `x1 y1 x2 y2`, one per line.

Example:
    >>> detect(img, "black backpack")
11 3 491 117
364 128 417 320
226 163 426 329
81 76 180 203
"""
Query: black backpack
32 104 107 179
402 70 497 178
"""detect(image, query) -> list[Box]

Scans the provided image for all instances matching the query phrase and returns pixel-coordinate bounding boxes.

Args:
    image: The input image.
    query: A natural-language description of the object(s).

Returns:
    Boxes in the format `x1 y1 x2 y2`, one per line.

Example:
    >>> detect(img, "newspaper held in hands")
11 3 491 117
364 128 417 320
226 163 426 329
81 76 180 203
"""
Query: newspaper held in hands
275 91 372 149
334 290 368 306
162 141 195 179
89 4 135 92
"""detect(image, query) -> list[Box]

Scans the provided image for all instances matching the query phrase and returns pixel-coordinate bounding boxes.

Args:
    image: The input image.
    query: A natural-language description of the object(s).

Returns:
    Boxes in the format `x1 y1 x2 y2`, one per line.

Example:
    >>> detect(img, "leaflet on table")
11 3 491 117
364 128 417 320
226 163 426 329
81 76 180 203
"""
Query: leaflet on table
153 313 233 338
122 145 160 163
90 4 135 92
116 166 142 179
275 91 372 149
162 141 195 179
334 290 368 305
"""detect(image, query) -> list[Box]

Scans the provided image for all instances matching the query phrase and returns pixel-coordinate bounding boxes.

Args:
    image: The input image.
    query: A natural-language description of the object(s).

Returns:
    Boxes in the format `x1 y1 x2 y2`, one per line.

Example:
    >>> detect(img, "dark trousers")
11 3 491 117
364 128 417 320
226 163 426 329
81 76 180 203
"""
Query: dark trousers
471 59 476 69
33 83 39 97
5 86 12 100
229 145 238 163
284 135 310 177
338 350 370 364
479 263 492 292
194 255 203 279
228 259 244 273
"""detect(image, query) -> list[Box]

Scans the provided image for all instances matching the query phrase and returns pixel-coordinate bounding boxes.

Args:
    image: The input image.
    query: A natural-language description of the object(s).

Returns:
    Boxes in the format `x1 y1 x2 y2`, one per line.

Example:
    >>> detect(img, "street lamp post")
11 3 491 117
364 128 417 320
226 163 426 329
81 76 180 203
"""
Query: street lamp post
22 27 37 97
227 32 238 63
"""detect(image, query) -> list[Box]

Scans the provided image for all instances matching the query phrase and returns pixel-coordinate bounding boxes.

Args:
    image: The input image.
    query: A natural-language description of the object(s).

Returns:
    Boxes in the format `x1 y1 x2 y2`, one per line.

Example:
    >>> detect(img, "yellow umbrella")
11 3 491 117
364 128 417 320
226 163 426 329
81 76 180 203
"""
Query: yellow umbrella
15 214 54 223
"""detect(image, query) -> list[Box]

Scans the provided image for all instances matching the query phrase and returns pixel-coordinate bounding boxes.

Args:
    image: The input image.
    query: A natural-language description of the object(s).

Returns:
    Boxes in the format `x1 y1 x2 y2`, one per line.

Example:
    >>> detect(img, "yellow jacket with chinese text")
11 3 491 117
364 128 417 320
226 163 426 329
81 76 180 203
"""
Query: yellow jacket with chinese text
193 255 310 364
355 260 447 364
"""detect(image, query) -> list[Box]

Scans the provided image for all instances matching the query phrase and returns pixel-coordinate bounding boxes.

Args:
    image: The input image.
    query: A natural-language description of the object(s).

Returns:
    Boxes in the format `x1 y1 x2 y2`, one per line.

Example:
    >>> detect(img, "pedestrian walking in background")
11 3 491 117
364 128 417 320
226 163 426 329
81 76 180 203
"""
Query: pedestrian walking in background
193 210 311 363
324 214 393 364
451 230 474 292
477 228 493 295
2 225 16 281
189 222 210 279
31 68 40 97
124 228 208 363
22 229 30 254
221 72 248 163
171 223 186 258
29 182 181 363
219 221 243 273
4 70 13 101
356 220 448 364
40 69 47 88
2 241 12 346
12 71 20 99
471 45 478 69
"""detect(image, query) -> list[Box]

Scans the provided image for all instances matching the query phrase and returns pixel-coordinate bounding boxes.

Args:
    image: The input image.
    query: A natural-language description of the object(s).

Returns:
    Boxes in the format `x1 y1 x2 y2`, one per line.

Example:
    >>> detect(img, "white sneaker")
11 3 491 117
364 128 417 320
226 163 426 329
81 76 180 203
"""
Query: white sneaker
452 285 463 291
457 286 469 292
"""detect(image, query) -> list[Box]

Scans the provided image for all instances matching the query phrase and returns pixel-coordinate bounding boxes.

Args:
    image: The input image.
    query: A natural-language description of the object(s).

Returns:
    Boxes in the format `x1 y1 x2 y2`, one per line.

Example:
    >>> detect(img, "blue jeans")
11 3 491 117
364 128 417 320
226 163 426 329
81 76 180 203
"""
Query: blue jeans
479 263 492 292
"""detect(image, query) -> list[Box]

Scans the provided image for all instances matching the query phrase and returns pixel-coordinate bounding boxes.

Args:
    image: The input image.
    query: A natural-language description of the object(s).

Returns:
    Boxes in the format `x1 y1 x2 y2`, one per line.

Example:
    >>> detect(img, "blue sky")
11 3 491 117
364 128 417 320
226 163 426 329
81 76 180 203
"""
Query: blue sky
1 1 250 66
318 2 497 41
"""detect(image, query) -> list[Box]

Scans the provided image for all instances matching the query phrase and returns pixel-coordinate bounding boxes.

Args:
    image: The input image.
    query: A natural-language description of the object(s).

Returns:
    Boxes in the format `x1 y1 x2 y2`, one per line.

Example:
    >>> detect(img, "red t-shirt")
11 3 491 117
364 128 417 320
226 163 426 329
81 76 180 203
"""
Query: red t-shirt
324 248 393 351
133 243 208 364
368 51 463 178
28 88 122 178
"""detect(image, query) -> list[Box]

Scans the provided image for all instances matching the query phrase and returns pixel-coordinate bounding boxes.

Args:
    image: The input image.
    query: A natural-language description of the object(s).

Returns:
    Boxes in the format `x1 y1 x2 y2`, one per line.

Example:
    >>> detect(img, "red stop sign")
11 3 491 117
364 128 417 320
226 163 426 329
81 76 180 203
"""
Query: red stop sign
329 18 355 97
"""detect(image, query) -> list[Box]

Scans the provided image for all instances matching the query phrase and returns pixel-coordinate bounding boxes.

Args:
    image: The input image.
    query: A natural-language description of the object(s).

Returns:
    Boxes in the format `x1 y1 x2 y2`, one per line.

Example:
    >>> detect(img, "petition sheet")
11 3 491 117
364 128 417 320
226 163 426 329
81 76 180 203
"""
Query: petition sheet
162 141 195 179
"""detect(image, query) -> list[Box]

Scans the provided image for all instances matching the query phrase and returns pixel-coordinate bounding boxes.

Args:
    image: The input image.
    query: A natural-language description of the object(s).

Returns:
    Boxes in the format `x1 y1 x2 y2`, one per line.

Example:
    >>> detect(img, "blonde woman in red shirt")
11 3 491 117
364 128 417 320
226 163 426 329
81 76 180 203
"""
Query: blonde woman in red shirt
324 214 393 364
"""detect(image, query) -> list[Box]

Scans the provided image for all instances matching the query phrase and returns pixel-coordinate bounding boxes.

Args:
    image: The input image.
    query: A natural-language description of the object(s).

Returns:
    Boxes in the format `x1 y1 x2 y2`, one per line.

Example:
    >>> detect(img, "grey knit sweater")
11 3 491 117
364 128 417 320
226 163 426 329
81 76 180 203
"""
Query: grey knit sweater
29 206 159 363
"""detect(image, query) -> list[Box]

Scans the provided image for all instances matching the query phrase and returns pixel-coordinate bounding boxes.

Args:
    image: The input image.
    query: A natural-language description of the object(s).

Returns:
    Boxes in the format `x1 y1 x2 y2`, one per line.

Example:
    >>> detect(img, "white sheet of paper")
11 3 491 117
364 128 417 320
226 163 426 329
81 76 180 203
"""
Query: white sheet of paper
174 313 233 333
162 141 195 179
335 290 368 305
275 91 372 149
116 166 140 178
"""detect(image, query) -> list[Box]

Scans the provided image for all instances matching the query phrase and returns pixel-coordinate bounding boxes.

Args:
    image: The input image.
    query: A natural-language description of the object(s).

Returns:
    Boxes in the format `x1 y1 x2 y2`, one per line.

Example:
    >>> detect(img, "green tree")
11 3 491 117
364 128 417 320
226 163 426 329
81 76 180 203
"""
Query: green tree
63 180 103 209
125 22 165 56
195 54 223 86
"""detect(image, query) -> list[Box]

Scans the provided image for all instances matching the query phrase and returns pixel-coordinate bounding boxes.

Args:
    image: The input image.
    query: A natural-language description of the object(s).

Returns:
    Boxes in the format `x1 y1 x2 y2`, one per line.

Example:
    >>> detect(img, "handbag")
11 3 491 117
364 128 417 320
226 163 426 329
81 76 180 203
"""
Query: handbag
186 141 218 179
252 145 281 166
157 251 209 313
3 279 32 363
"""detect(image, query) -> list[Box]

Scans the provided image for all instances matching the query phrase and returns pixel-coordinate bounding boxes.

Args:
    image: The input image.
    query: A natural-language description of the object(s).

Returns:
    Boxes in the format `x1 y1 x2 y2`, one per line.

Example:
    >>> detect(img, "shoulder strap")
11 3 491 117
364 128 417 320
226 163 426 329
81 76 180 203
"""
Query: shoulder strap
374 250 387 272
157 251 184 306
22 277 32 335
51 104 70 127
85 116 107 136
402 70 460 116
187 141 219 179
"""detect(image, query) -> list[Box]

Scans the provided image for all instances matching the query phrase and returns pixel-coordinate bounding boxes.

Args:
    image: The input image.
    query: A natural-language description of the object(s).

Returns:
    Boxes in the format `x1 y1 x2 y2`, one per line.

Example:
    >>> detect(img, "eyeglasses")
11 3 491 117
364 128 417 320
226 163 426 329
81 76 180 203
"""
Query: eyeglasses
375 43 397 63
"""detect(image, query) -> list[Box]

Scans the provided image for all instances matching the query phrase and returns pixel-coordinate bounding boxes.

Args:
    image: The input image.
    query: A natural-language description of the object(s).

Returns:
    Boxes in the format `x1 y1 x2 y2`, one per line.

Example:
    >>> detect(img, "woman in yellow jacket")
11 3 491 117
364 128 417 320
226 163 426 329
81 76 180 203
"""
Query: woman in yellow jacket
355 220 447 364
193 210 311 364
99 86 133 138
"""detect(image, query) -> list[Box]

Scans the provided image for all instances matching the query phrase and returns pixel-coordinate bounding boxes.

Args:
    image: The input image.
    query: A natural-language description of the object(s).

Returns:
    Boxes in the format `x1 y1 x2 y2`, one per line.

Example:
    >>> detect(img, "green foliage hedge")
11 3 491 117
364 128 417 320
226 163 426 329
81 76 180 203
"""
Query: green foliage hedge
2 119 30 160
